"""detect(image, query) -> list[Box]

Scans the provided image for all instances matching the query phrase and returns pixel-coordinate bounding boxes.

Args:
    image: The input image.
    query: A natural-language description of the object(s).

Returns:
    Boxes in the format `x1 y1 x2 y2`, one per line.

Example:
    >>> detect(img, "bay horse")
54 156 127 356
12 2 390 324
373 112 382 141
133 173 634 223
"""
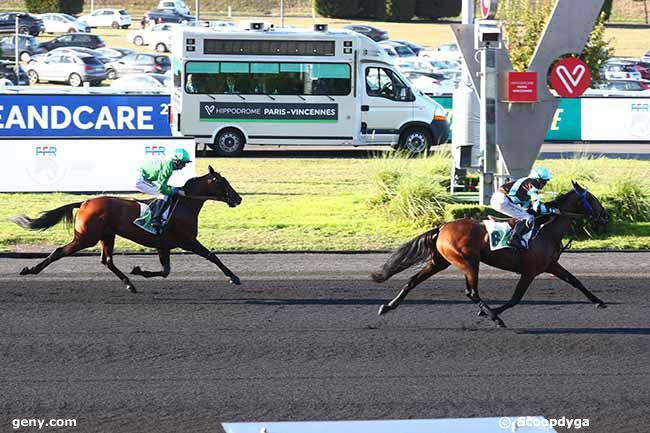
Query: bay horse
371 181 609 327
11 165 242 293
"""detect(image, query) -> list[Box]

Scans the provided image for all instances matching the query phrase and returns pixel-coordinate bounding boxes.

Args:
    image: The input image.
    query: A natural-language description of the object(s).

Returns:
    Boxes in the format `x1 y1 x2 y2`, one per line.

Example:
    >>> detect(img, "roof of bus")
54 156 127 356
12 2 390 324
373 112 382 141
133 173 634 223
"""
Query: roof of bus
178 27 365 40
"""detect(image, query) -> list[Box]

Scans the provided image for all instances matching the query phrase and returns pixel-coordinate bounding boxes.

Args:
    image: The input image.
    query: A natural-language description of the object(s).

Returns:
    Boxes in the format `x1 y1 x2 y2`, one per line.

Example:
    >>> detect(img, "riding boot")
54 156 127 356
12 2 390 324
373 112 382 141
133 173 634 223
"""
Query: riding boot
507 220 531 250
150 199 166 234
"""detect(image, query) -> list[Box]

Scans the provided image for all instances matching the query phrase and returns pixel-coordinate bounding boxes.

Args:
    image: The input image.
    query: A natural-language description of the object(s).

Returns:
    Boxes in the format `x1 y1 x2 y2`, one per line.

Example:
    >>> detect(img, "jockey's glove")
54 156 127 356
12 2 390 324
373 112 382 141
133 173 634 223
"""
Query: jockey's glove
171 187 186 197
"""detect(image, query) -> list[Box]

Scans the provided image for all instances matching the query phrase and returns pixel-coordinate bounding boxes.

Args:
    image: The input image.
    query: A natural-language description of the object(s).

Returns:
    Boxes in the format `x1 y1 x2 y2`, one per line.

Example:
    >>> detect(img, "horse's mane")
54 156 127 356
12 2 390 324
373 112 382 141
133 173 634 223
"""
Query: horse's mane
546 189 575 209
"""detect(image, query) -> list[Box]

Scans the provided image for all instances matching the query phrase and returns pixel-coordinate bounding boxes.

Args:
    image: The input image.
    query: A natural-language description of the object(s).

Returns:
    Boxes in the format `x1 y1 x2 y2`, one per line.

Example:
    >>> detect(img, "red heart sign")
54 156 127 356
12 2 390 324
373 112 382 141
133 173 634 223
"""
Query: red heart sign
550 57 591 98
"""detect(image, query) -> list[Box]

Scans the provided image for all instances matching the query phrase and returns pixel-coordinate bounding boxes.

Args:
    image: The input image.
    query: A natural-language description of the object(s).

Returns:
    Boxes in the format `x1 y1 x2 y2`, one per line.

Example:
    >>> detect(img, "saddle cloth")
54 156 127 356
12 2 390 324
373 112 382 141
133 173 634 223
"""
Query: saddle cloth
483 219 533 251
133 200 172 234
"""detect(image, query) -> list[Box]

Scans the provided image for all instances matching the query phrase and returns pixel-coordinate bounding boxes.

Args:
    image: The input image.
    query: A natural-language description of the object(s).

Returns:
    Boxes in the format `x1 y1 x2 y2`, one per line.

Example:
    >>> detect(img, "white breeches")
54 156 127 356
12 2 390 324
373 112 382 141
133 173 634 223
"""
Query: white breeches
490 192 534 225
135 175 165 200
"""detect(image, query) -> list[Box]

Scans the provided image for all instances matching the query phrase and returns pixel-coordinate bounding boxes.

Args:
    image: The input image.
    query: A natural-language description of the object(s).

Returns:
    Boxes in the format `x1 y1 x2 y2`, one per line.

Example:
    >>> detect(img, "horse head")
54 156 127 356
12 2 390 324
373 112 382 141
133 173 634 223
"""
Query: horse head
563 181 609 228
184 165 242 208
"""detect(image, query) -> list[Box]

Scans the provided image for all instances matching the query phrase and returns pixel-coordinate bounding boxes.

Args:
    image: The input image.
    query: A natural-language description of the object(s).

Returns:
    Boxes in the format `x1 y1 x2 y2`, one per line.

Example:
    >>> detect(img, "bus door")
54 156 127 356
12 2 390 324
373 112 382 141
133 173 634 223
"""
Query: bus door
360 66 414 144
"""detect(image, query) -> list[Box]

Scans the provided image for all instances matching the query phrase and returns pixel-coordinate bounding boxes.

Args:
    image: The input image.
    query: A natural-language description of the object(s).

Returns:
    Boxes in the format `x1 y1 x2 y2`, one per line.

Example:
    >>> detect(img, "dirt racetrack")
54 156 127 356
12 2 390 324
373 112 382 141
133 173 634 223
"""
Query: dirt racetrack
1 252 648 433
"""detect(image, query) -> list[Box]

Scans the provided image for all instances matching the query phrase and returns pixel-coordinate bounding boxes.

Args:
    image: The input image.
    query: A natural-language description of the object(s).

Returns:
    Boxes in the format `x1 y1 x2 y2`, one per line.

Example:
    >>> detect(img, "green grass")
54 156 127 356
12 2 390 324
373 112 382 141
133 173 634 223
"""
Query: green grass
2 157 650 253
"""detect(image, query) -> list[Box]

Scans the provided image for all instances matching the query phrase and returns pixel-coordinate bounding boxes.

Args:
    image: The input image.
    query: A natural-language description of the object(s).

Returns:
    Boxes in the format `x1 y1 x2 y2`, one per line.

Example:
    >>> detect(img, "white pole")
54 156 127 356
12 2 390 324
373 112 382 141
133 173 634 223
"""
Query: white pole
91 0 94 13
195 0 200 21
14 15 19 73
228 6 232 18
280 0 284 28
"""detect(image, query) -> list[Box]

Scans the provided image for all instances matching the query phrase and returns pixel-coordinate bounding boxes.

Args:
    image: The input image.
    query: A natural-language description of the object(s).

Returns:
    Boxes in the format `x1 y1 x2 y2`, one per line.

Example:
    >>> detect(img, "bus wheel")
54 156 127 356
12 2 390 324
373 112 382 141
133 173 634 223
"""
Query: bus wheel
399 127 432 155
212 129 245 157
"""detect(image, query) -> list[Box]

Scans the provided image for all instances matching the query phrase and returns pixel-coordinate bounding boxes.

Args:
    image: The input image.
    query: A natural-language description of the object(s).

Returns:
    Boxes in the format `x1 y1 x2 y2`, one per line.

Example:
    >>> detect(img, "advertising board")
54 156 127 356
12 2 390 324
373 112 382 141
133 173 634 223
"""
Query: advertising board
2 138 195 192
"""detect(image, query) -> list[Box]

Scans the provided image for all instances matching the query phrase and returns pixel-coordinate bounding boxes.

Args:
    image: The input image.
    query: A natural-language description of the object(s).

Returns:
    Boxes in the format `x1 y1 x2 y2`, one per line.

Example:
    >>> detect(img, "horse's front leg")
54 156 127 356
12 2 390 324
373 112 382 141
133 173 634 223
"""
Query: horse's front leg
546 262 606 308
180 239 240 285
131 248 171 278
492 273 535 316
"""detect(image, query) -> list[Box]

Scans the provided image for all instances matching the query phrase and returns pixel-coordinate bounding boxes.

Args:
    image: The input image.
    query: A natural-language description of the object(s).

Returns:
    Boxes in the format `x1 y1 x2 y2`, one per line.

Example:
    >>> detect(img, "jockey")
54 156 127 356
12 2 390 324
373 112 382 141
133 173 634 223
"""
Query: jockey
490 166 560 249
135 148 191 232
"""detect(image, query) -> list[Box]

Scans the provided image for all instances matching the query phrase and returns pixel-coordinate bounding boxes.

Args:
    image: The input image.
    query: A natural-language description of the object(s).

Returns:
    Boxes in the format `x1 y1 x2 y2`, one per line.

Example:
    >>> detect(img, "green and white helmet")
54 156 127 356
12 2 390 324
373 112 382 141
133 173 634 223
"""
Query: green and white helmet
172 148 191 163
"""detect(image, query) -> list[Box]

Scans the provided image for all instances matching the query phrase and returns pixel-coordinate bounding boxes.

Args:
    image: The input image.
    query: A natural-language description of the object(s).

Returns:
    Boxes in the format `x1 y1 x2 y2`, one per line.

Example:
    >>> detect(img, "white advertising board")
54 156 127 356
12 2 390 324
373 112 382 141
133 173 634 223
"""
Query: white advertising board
2 138 196 192
581 98 650 141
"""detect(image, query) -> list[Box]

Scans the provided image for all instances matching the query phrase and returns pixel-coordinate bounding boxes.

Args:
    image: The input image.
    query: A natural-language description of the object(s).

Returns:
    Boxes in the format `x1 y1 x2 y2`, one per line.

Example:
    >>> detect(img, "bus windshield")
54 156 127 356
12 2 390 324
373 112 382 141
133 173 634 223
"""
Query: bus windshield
184 61 351 96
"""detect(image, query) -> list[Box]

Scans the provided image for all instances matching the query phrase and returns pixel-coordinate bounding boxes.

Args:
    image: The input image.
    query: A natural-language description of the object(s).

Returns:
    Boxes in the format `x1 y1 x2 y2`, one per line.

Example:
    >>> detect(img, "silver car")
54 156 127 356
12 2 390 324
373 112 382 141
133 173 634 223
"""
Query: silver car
27 52 106 86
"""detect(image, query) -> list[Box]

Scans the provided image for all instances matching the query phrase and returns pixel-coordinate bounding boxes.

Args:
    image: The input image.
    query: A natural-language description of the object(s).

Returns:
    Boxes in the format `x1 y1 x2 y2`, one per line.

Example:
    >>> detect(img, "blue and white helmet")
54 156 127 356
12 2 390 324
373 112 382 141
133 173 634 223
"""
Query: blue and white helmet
530 166 552 181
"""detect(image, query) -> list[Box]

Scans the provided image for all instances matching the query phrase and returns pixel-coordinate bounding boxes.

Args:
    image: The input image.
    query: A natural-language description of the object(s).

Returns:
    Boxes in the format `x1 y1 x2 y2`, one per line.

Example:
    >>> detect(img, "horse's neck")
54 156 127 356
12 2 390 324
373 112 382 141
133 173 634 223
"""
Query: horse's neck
175 196 205 220
541 215 573 242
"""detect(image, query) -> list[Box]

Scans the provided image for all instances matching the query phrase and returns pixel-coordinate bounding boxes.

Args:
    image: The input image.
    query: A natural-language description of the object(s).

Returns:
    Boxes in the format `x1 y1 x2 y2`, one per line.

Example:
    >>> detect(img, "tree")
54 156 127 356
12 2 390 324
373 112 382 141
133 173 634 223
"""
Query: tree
24 0 59 14
499 0 612 86
314 0 361 18
358 0 385 19
415 0 462 20
24 0 84 15
385 0 416 21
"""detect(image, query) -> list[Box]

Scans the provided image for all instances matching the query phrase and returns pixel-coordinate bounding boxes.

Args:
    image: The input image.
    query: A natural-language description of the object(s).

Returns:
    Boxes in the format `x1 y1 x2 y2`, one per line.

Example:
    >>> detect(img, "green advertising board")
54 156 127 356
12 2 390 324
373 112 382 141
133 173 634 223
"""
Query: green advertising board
433 96 581 142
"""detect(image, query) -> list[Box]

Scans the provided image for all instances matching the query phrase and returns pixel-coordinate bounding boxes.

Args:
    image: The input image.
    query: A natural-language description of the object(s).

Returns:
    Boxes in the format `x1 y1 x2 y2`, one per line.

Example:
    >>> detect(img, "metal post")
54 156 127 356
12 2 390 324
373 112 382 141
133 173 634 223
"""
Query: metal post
479 47 497 205
280 0 285 28
14 15 19 73
195 0 200 22
90 0 94 14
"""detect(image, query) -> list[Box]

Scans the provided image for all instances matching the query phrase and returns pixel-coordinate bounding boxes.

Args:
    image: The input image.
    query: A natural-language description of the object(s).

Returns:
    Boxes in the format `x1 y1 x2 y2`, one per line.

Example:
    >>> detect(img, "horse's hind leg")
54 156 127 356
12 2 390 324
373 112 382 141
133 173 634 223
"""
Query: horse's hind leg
458 259 506 328
20 236 93 275
131 248 171 278
100 235 136 293
547 262 606 308
378 260 449 315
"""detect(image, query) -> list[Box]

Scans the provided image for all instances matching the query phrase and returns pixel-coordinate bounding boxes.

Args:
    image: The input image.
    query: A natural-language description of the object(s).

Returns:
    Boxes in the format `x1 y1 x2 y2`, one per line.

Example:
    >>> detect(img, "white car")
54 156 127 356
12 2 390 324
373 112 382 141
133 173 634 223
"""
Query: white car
78 9 132 29
404 71 458 96
110 73 170 90
420 42 462 61
602 62 642 81
157 0 190 15
128 23 179 52
208 20 237 31
39 13 90 33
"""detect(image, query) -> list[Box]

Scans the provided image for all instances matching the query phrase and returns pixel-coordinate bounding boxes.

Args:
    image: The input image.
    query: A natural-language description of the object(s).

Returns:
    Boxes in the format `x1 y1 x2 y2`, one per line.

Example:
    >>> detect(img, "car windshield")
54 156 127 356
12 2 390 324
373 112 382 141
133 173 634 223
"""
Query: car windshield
395 46 414 56
119 10 129 15
61 14 76 22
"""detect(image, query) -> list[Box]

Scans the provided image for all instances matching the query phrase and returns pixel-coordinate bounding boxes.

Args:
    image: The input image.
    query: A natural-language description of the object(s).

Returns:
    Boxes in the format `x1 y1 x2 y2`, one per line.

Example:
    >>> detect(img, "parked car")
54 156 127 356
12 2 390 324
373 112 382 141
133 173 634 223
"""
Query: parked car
0 34 44 61
110 73 170 90
207 20 237 31
78 9 132 29
94 47 134 61
0 12 44 36
602 62 642 81
157 0 190 15
33 47 111 64
404 70 457 96
128 23 180 52
587 79 650 95
0 60 28 85
633 60 650 80
27 52 107 86
420 42 461 61
39 13 90 33
105 53 171 80
391 40 425 56
380 41 417 59
343 24 388 42
40 32 106 51
144 9 195 25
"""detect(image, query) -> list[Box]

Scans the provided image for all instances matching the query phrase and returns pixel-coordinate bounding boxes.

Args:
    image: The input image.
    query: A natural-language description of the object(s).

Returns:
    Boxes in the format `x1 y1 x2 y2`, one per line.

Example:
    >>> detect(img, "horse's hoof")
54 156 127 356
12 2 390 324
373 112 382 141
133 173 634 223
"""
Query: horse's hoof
596 302 607 309
477 310 487 317
495 318 507 328
130 266 142 275
378 304 392 315
19 267 31 275
125 284 137 293
229 275 241 285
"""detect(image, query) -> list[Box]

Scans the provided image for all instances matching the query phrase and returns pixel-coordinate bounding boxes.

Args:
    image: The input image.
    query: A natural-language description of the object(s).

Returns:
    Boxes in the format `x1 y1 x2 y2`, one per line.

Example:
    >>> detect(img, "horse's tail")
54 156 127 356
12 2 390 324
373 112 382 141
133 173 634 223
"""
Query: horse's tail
371 226 440 283
10 202 83 231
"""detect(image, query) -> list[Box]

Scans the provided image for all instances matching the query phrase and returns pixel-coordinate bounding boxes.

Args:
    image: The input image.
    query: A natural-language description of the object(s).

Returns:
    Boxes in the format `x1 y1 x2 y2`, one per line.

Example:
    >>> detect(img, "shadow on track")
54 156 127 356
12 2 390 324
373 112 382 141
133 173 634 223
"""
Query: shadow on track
517 327 650 335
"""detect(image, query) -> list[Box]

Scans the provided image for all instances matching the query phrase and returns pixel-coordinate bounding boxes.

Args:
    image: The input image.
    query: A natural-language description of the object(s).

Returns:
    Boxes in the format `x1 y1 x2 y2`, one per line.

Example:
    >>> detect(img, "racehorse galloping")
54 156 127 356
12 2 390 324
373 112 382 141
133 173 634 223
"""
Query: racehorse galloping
11 166 242 293
371 181 609 327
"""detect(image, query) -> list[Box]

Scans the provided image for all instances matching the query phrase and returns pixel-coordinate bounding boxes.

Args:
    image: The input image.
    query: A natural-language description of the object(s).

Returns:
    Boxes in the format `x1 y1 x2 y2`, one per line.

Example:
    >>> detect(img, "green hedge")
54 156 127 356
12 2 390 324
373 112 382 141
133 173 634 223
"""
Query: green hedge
24 0 83 14
416 0 461 20
314 0 360 18
444 204 505 222
359 0 385 19
385 0 416 21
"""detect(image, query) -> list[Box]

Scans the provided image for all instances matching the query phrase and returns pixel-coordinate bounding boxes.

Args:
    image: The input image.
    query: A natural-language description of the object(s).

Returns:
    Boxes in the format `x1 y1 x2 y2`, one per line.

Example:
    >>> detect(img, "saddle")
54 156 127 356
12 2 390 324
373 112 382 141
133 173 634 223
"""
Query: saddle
133 197 177 234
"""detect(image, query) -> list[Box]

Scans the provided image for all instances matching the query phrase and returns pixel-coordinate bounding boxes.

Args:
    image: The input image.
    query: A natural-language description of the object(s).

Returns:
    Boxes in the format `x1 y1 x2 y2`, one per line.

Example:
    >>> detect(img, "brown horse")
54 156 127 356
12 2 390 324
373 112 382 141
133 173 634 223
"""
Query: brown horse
11 165 242 293
372 181 609 327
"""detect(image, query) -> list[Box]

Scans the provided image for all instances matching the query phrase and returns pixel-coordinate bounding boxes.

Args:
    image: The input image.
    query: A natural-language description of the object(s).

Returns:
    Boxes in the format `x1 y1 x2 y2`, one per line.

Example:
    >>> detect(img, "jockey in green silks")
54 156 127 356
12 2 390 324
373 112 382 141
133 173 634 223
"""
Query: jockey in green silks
135 148 191 232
